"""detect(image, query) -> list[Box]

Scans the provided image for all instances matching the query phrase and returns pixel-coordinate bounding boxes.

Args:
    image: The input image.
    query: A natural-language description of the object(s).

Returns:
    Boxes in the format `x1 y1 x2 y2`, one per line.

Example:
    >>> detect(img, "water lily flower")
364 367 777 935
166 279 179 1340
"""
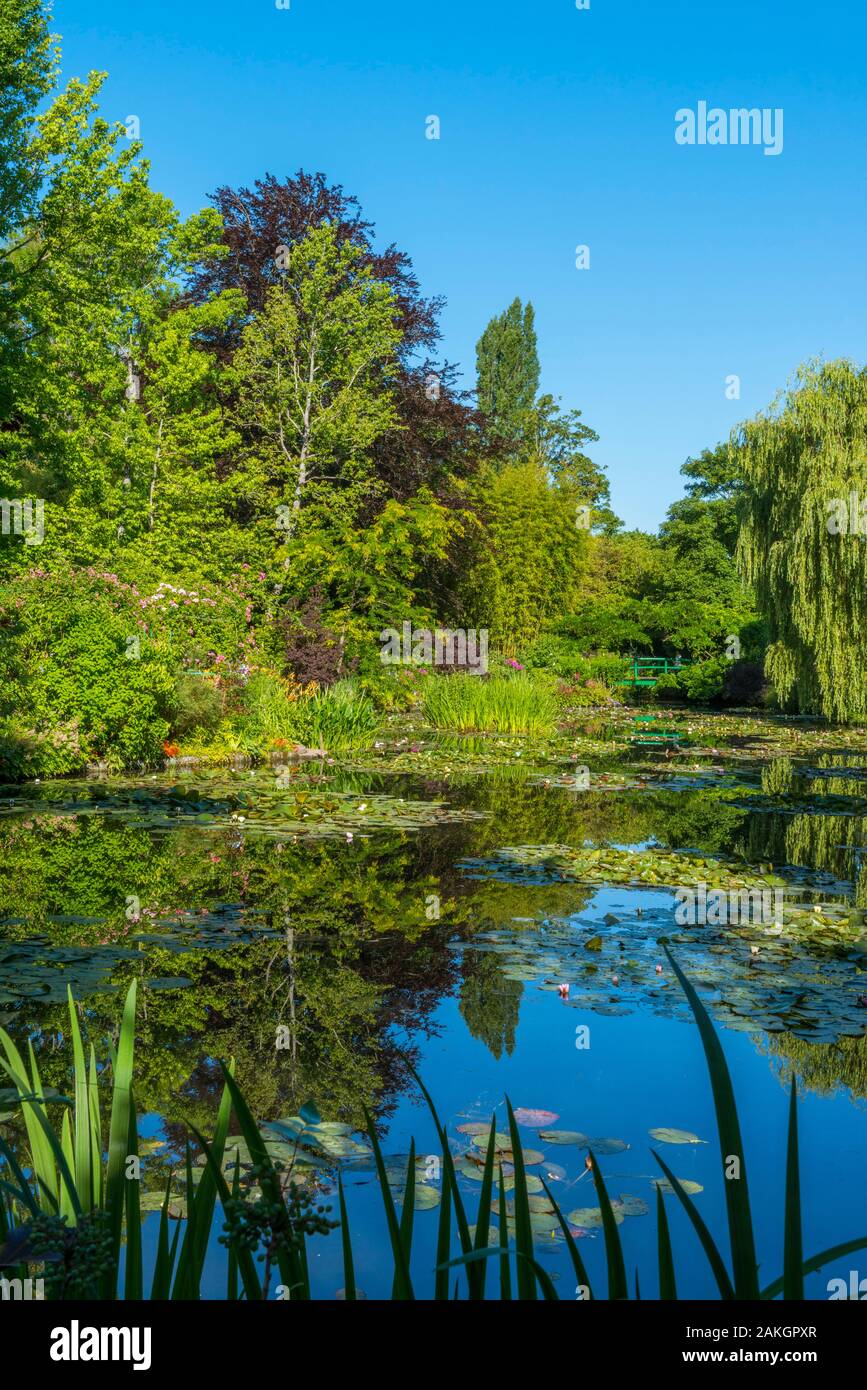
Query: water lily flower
557 982 570 998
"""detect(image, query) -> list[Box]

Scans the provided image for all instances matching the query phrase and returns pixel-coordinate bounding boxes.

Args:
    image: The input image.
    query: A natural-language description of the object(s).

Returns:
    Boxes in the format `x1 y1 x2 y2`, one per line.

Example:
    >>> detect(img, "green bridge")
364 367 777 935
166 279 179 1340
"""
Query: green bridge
618 656 692 688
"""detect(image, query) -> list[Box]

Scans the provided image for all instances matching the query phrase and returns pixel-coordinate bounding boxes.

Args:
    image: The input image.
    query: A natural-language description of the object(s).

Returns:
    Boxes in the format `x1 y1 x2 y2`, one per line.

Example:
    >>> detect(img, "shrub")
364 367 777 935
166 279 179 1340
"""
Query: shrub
0 571 175 772
559 675 616 708
172 671 227 738
721 659 771 707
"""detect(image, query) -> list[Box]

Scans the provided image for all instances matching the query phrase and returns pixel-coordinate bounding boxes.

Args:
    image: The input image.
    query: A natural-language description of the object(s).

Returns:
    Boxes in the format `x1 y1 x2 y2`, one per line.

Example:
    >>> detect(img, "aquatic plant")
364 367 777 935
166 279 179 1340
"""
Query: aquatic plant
422 674 558 736
2 960 866 1299
242 676 379 752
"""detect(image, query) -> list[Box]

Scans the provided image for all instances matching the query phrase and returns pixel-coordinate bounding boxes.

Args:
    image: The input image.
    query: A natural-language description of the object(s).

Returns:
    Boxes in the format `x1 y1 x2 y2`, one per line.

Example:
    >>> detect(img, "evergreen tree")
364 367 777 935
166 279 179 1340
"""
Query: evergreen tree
475 297 539 445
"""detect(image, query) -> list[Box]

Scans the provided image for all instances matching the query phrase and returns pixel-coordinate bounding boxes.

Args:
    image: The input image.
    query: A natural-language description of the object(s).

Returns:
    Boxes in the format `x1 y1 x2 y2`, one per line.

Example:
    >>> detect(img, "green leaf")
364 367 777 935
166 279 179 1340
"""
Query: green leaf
663 946 759 1299
783 1077 803 1301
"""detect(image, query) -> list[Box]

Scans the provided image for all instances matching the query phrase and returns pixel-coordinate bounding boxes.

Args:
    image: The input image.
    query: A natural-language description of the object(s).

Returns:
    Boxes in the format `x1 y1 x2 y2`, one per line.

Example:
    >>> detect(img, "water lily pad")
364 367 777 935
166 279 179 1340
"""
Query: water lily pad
566 1205 624 1228
617 1193 649 1218
513 1107 559 1126
651 1177 704 1196
538 1129 589 1146
582 1137 629 1155
470 1131 511 1152
648 1128 706 1145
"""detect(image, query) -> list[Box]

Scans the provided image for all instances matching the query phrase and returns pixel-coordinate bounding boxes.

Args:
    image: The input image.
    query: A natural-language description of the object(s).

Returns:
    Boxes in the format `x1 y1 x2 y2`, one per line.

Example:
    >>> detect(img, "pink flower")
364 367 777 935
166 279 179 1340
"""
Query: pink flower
557 983 570 998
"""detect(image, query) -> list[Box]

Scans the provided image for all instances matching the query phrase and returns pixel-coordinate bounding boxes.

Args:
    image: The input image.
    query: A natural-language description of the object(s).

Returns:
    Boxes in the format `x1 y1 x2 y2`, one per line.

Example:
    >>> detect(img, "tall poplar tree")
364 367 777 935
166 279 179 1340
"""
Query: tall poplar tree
737 358 867 721
475 297 540 446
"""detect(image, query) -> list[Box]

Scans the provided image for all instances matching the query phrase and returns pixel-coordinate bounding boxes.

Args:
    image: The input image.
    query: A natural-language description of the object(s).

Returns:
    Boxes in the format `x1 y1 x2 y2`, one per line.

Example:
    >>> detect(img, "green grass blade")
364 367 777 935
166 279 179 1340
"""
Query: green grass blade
227 1154 241 1301
407 1063 481 1298
66 990 92 1214
497 1164 512 1300
588 1149 628 1300
124 1095 142 1301
149 1176 176 1300
101 980 137 1299
656 1184 677 1300
0 1037 59 1212
504 1096 536 1301
190 1127 263 1301
216 1064 306 1297
541 1176 594 1299
337 1174 357 1301
433 1158 452 1301
783 1076 803 1300
471 1117 498 1301
178 1064 234 1294
760 1236 867 1299
362 1104 414 1300
389 1141 416 1299
436 1245 559 1299
59 1109 76 1224
88 1045 102 1210
665 946 759 1298
653 1150 734 1299
0 1068 82 1222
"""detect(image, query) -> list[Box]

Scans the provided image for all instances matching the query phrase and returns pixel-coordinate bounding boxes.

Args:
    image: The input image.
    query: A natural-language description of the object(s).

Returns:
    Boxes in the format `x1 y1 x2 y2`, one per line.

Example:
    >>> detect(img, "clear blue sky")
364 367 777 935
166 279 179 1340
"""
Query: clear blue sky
54 0 867 531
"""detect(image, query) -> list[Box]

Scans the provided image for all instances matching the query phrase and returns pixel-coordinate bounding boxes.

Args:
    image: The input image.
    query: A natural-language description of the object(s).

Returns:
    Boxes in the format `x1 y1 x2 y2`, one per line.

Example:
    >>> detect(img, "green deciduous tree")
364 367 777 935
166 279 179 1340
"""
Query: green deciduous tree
737 358 867 721
229 223 402 541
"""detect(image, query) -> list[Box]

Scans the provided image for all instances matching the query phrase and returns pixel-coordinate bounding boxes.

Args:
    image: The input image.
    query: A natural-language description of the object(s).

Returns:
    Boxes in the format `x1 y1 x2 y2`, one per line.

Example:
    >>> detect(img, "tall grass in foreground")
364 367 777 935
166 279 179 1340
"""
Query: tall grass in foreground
422 673 557 736
1 955 866 1299
242 675 379 752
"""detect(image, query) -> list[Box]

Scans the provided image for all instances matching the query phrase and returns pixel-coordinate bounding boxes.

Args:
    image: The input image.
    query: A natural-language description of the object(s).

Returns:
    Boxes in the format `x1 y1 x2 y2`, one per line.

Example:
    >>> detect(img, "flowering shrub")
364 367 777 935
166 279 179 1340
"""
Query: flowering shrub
0 568 268 775
0 570 177 771
558 675 616 708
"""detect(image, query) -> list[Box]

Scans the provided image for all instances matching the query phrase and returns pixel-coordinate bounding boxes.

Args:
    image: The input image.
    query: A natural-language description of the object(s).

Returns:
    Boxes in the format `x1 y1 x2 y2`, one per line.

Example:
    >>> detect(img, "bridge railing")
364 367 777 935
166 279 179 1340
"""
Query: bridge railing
618 656 694 685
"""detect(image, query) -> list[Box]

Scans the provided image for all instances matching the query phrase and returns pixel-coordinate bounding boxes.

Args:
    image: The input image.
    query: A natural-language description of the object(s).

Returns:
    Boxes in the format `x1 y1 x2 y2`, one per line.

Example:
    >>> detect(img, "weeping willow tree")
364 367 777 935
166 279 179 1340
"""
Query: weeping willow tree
737 359 867 722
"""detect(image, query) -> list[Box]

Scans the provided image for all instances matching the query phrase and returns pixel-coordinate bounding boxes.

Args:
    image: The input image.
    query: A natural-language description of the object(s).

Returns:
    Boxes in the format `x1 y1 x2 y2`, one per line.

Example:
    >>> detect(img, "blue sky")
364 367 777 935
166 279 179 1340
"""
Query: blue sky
54 0 867 530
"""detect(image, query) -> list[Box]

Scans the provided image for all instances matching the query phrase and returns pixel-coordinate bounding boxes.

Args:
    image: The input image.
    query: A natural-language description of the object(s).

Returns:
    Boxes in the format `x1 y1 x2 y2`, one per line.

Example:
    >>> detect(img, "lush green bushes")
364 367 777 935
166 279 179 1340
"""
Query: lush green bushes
0 571 176 773
655 655 770 708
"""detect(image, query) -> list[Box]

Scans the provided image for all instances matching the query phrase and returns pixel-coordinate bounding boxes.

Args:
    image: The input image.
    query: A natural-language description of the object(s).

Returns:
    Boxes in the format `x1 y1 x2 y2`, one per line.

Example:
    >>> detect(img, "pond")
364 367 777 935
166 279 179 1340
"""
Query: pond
2 709 867 1300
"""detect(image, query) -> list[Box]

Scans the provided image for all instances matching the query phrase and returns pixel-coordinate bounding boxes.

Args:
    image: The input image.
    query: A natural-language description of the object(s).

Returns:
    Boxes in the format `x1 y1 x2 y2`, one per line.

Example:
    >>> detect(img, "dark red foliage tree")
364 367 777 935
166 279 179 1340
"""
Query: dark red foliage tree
188 169 440 356
188 170 498 507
